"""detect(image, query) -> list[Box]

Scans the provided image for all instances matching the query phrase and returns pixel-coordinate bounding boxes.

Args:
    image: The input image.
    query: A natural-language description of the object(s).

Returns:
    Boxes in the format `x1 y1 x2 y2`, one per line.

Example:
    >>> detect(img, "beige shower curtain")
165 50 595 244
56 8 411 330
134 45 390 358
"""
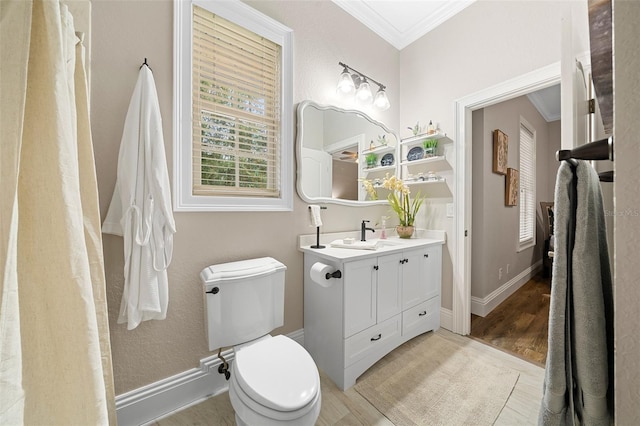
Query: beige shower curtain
0 0 115 424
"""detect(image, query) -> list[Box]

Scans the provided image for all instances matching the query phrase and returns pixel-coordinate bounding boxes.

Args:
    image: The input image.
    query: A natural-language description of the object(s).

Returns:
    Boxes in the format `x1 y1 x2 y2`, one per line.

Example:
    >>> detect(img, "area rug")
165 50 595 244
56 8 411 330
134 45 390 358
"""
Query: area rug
354 333 520 426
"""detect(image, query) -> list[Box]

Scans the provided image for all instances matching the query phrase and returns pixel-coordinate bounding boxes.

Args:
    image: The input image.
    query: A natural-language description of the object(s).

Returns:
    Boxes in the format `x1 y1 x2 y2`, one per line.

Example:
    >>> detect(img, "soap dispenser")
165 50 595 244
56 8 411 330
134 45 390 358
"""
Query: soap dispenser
380 216 387 239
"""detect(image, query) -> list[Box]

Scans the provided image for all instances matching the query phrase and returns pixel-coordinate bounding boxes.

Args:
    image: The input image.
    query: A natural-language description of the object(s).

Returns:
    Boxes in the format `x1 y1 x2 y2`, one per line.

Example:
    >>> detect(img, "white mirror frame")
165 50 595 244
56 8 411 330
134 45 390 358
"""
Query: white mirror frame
295 100 399 206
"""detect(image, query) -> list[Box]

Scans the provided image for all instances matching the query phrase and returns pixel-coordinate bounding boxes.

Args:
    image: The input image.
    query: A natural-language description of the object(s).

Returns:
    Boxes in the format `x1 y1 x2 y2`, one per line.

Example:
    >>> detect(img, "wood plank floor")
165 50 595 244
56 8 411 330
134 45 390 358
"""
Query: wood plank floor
154 329 544 425
470 274 551 367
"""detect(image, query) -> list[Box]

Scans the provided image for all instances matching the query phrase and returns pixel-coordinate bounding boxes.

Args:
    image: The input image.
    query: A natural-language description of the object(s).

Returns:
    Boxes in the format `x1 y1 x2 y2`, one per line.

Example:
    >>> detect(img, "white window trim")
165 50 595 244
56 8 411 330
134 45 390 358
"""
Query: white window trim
517 116 536 252
173 0 294 212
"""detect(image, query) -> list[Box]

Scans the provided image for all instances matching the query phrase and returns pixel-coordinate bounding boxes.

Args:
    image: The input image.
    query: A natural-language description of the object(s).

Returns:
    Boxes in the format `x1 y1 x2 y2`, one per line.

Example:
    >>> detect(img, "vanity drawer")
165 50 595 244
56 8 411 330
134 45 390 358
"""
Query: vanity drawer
402 297 439 338
344 315 401 367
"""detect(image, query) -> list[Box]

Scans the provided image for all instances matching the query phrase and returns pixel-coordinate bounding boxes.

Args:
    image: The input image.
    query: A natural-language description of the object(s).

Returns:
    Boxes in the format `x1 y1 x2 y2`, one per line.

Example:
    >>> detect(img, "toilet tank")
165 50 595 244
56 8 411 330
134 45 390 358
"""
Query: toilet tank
200 257 286 351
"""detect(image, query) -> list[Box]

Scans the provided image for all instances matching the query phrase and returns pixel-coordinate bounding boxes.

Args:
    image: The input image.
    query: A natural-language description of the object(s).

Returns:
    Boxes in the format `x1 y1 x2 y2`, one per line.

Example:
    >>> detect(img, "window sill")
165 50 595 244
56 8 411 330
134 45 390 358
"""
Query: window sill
517 239 536 253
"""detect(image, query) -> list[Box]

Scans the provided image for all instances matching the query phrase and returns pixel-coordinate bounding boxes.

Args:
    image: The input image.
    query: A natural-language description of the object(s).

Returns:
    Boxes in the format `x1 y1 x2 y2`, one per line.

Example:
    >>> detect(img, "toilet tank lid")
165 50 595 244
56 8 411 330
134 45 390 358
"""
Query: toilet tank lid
200 257 286 287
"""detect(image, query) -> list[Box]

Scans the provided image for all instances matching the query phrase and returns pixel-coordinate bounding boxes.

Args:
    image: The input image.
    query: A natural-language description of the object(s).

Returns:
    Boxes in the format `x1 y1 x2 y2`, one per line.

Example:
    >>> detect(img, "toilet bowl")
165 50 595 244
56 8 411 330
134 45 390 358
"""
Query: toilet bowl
228 335 321 426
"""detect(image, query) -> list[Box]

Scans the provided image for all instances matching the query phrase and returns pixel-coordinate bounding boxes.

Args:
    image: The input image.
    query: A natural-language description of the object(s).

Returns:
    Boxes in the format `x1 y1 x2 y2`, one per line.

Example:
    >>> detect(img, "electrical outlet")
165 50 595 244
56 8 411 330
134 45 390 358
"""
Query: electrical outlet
506 264 510 274
498 268 503 280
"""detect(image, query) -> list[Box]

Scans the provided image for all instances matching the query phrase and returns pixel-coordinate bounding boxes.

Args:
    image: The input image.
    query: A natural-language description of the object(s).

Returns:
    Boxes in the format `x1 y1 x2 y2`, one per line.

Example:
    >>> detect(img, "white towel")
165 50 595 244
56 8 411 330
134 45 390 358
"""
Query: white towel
309 205 323 227
102 65 176 330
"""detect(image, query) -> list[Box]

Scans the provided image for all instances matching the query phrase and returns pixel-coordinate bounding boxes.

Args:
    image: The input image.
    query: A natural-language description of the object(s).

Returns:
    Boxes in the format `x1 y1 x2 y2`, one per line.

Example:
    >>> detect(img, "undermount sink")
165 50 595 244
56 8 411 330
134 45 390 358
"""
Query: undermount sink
329 238 406 250
367 238 405 247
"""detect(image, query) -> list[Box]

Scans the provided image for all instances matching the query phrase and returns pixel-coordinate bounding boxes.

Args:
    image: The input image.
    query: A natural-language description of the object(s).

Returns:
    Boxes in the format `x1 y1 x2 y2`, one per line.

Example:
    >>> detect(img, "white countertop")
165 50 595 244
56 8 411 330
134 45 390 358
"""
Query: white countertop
299 229 445 262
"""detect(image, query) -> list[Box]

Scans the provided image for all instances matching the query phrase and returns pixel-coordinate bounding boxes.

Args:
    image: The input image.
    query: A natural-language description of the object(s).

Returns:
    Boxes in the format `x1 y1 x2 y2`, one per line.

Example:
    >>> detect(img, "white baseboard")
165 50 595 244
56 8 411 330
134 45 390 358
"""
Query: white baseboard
471 260 543 317
115 329 305 426
440 307 453 331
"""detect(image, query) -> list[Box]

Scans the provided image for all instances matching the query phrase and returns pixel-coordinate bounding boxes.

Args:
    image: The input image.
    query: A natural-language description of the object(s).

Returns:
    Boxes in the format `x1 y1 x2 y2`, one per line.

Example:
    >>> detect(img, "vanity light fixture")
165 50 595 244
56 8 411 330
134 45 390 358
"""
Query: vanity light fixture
336 62 390 111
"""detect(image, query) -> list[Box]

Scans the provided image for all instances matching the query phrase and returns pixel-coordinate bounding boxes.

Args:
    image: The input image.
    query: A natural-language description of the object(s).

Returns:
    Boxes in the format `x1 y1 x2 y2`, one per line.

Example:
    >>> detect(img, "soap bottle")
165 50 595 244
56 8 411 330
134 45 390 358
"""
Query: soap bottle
427 120 435 135
380 216 387 239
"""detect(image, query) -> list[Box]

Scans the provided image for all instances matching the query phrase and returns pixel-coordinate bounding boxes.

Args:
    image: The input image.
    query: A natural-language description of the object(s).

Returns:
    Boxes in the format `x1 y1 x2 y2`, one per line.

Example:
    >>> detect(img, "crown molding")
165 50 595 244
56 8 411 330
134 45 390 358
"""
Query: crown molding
332 0 475 50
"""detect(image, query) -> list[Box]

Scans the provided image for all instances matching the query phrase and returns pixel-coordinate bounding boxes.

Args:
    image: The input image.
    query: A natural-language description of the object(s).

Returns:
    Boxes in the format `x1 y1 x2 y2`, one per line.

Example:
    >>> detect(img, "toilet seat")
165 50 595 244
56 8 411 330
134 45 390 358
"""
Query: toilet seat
229 369 321 424
233 335 320 412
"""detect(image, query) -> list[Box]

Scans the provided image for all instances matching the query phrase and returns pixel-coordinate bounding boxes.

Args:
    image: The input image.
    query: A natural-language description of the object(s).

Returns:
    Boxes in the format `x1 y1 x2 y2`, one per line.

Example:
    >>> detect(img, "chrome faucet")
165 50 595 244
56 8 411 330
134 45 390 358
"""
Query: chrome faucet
361 220 375 241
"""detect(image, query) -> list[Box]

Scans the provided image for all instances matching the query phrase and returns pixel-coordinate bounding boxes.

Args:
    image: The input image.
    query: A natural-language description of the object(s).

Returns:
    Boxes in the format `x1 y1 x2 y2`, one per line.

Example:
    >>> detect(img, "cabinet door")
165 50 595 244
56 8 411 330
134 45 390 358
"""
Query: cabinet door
402 246 442 309
376 253 402 323
344 257 377 338
422 245 442 302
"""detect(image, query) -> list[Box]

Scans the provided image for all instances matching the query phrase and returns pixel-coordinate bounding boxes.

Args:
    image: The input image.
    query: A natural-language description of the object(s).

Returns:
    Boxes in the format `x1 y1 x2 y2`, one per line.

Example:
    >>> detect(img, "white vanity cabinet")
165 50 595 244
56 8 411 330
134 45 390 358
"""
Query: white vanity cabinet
302 239 443 390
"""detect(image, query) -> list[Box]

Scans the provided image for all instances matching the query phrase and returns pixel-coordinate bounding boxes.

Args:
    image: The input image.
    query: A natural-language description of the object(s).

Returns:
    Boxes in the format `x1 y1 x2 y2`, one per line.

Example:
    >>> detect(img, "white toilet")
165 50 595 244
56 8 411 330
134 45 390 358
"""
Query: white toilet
200 257 321 426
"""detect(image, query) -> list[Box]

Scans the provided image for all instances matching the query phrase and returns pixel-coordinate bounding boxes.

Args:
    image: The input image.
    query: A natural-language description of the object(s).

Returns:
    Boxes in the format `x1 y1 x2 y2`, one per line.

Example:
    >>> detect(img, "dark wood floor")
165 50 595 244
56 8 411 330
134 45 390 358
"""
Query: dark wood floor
470 274 551 366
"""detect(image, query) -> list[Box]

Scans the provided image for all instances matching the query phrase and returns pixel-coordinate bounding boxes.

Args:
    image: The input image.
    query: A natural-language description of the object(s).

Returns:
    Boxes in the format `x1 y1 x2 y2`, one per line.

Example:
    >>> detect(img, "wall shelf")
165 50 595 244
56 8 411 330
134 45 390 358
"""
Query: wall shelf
363 145 396 155
400 132 447 147
399 126 452 200
405 177 446 186
361 164 396 175
358 137 399 200
400 155 446 167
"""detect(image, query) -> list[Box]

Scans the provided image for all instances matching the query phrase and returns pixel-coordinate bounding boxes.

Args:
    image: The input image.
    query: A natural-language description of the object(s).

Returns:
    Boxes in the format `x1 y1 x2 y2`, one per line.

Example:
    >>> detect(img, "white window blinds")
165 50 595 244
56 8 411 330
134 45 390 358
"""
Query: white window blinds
192 5 281 198
518 122 536 247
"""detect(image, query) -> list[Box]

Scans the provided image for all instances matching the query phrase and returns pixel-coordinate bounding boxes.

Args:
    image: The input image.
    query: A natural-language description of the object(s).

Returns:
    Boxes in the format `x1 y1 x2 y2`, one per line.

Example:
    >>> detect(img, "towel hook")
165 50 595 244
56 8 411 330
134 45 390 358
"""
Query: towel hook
140 58 152 71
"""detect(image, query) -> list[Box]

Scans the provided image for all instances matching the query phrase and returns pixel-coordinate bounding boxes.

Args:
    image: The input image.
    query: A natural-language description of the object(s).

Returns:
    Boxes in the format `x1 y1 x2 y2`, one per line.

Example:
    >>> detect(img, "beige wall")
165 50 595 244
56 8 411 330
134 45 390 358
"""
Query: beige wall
92 0 398 394
399 0 587 309
613 0 640 421
471 96 560 300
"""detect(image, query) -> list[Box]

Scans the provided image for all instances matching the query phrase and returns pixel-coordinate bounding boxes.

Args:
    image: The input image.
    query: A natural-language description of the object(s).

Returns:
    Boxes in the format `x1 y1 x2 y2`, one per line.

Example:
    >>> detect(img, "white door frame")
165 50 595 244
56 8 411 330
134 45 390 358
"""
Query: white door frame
451 62 561 335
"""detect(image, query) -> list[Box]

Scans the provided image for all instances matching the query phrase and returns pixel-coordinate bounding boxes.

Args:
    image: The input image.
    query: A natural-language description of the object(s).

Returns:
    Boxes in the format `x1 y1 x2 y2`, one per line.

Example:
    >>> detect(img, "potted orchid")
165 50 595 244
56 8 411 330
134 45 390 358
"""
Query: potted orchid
382 174 425 238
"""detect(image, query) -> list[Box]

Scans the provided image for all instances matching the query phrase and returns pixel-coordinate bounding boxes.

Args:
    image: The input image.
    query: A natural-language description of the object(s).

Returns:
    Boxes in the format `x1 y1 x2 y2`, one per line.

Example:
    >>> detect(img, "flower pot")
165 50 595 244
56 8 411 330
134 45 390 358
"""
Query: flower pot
396 225 415 239
424 147 437 157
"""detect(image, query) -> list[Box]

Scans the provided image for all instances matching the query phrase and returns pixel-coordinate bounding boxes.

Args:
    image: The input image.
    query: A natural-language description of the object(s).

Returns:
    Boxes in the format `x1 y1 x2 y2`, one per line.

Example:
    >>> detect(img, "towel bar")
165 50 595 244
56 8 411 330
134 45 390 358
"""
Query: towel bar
556 136 613 162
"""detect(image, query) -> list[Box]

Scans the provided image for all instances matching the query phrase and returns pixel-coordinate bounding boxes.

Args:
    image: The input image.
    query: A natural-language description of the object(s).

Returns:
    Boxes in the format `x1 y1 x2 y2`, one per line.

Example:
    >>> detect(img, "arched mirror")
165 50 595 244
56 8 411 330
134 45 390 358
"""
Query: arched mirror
296 101 399 206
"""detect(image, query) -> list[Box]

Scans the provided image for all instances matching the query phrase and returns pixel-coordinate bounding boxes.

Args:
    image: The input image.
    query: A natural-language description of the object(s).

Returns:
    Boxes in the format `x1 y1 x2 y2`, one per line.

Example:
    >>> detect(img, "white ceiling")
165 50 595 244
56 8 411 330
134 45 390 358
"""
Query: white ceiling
331 0 476 50
332 0 560 122
527 84 561 122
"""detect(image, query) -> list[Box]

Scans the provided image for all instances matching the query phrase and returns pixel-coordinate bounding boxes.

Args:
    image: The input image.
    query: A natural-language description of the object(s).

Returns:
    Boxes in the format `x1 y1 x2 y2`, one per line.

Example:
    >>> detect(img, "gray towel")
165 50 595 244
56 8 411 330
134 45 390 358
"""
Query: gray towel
539 160 613 425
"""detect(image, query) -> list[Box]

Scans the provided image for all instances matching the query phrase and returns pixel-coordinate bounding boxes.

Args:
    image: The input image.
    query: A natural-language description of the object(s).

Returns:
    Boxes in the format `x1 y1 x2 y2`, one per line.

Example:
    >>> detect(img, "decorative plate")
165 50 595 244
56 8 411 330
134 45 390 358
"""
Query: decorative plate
381 153 395 166
407 146 424 161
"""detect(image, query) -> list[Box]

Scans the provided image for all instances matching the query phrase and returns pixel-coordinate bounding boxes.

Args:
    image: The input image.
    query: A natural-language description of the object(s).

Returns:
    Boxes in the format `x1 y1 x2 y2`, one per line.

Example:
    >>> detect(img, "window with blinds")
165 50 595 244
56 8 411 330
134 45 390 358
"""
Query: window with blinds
192 5 281 198
518 120 536 248
174 0 293 211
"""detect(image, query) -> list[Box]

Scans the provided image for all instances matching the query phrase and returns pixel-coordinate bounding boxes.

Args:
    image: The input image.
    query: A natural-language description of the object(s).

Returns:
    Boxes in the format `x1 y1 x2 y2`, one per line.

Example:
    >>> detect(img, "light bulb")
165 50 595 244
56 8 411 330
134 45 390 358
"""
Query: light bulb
336 70 355 96
373 89 390 110
356 80 373 105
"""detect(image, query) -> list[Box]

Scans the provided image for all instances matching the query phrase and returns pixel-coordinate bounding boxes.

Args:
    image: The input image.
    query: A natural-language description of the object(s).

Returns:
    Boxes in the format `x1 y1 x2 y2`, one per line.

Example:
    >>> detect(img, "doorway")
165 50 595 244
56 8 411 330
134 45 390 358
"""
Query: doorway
451 62 561 335
464 82 561 364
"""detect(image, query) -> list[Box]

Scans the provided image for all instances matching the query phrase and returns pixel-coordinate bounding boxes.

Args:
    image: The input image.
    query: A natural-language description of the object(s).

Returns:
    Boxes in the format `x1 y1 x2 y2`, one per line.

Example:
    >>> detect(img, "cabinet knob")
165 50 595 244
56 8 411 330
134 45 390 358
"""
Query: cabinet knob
373 265 379 270
371 334 382 341
418 311 427 316
424 254 429 258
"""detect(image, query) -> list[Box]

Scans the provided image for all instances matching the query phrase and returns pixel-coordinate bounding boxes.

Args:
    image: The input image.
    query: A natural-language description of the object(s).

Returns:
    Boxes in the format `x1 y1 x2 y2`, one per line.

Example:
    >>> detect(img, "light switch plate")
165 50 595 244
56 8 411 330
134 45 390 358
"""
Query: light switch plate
446 203 454 218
